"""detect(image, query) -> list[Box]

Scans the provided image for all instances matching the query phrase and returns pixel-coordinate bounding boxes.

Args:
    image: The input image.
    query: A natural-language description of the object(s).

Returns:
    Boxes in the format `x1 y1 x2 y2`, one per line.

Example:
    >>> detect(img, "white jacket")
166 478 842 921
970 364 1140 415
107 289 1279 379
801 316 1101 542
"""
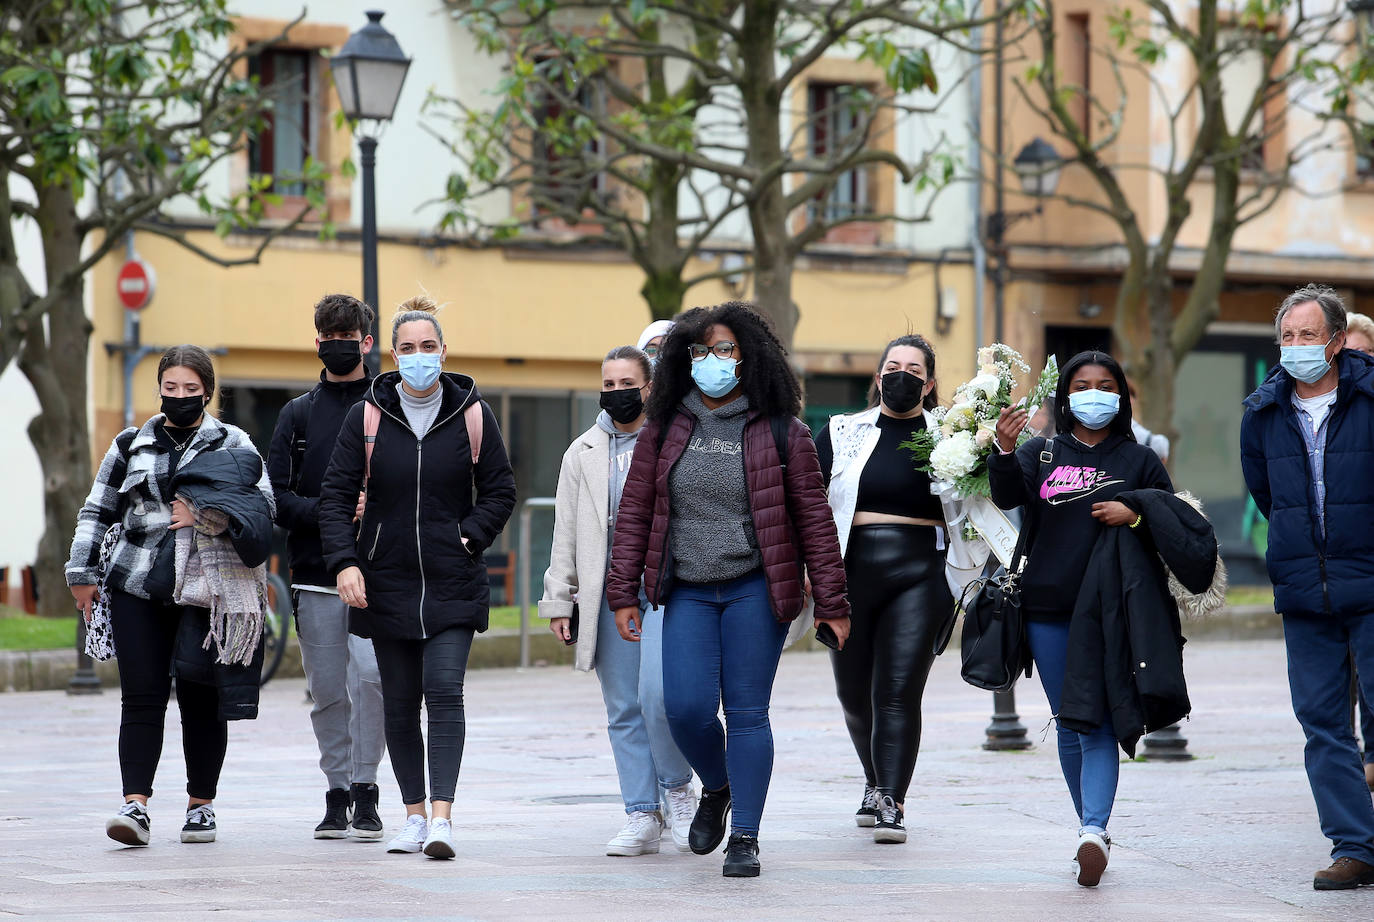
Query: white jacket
825 406 990 597
538 423 615 672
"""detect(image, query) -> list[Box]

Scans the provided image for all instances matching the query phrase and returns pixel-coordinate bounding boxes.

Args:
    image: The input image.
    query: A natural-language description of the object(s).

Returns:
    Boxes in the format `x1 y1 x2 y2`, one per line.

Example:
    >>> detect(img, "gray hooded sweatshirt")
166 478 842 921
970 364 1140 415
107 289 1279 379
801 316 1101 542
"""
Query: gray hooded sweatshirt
597 410 642 562
668 390 761 584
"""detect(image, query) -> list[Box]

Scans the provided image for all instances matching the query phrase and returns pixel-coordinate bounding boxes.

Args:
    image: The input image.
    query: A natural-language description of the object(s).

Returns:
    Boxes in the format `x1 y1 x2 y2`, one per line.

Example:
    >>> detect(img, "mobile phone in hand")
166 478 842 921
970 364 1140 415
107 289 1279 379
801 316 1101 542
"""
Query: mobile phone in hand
815 621 840 651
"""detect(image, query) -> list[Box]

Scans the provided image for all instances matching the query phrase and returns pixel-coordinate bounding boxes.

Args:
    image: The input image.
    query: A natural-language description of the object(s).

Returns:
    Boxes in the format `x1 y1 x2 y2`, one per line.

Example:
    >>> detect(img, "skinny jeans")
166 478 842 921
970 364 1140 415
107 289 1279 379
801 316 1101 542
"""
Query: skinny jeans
830 524 951 803
109 590 227 800
1027 619 1120 833
662 570 787 836
371 626 475 805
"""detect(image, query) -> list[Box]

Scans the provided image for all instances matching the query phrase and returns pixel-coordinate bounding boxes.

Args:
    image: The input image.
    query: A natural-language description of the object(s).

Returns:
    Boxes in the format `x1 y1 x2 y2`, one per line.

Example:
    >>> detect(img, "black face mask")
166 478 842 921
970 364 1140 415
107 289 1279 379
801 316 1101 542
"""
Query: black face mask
600 387 645 425
318 339 363 376
880 371 925 414
161 394 208 429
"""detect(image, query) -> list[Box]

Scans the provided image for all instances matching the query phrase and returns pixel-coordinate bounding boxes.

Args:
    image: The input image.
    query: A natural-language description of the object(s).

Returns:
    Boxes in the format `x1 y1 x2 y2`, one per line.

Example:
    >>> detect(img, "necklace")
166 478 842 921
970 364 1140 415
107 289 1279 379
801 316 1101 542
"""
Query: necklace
162 425 193 452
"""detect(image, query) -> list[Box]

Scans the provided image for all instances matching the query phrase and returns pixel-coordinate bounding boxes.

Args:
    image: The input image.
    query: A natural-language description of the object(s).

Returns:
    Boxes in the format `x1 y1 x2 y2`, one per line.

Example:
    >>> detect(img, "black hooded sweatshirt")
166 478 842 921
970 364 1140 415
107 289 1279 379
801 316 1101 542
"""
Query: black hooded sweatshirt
268 369 374 587
988 433 1172 620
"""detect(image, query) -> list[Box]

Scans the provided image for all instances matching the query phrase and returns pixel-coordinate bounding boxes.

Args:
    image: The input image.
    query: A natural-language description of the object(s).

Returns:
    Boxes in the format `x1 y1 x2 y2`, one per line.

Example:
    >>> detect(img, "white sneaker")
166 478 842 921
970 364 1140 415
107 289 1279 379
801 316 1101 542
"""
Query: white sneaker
106 801 150 847
386 814 428 854
664 785 697 852
423 817 456 859
1074 831 1110 887
606 810 663 857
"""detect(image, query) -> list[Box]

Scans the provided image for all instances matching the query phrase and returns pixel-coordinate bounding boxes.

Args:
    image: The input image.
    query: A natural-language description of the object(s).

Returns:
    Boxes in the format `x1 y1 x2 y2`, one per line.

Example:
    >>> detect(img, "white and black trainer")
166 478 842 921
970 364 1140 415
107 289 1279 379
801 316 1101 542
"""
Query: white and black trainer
106 801 151 847
873 795 906 844
181 804 217 843
855 785 881 828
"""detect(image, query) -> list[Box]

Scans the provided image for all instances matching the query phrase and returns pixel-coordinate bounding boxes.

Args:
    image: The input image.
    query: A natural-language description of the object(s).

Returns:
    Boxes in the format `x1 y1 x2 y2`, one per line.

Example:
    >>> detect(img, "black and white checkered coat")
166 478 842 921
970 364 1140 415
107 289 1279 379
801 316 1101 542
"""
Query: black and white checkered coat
65 414 274 600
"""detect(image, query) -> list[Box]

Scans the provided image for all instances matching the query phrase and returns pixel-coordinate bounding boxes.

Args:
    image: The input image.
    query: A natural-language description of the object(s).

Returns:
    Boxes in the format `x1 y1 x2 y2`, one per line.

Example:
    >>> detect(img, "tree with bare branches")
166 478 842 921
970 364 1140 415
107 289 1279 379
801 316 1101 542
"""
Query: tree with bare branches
1 0 330 614
1015 0 1369 438
438 0 1022 343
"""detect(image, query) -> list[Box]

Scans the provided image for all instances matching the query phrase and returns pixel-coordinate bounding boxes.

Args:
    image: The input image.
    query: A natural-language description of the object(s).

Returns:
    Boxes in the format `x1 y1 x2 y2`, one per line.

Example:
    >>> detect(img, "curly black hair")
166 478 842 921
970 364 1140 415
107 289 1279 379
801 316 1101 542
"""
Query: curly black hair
1054 350 1135 440
866 333 940 411
645 301 802 424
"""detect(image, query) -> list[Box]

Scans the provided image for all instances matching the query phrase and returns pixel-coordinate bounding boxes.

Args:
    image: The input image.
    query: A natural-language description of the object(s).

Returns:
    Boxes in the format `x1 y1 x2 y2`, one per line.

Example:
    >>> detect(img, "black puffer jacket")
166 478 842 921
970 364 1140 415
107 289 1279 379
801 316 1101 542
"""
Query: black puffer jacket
166 448 276 721
1061 489 1215 756
318 372 517 639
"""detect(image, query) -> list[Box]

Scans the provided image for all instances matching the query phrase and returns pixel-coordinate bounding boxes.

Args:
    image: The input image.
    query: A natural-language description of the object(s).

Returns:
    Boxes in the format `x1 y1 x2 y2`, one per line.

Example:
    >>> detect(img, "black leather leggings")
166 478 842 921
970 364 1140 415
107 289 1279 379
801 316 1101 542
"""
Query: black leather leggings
830 524 952 803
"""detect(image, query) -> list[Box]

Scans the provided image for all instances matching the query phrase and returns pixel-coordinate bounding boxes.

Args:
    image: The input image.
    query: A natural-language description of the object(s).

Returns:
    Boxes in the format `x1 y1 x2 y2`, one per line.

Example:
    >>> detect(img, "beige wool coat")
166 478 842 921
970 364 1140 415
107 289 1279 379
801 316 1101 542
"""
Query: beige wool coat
539 422 619 672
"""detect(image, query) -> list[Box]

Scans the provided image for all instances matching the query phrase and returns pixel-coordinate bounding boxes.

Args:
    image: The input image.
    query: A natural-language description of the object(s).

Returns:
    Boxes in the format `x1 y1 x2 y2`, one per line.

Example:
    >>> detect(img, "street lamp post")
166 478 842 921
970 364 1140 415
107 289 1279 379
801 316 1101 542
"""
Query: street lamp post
330 10 411 375
1351 1 1374 43
982 135 1061 752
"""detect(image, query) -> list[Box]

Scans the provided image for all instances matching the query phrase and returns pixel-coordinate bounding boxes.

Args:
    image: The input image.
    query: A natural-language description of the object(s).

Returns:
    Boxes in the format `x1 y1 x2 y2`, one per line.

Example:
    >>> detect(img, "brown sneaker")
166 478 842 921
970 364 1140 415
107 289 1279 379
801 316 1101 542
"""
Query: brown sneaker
1313 857 1374 891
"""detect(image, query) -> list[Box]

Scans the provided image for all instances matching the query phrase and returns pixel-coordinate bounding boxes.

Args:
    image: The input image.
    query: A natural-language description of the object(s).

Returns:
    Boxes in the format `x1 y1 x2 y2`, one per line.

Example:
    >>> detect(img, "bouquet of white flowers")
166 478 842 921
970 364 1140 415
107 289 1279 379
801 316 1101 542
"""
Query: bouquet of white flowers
902 344 1058 498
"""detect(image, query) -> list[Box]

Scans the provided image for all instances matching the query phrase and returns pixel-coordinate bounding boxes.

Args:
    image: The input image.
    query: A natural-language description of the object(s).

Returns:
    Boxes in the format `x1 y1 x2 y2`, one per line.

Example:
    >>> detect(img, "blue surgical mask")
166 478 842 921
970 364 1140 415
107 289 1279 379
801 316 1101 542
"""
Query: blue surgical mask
1068 389 1120 430
690 354 740 398
1280 336 1335 385
397 352 442 391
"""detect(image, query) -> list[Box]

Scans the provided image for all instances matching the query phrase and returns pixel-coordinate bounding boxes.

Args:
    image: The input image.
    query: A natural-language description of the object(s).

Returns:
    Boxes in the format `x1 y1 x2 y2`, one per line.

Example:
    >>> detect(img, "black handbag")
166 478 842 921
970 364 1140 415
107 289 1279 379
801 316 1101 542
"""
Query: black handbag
957 441 1055 692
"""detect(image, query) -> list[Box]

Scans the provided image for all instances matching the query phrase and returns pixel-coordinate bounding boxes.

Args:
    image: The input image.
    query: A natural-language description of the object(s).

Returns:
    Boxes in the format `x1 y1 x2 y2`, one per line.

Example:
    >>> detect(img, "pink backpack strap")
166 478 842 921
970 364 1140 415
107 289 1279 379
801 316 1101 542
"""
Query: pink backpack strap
463 401 483 466
362 402 381 484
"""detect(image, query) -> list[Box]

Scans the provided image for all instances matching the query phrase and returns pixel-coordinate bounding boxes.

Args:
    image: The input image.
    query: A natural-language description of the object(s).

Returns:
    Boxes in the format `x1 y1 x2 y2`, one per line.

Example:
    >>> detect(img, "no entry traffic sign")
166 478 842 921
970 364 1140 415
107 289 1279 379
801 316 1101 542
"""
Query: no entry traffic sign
116 259 156 311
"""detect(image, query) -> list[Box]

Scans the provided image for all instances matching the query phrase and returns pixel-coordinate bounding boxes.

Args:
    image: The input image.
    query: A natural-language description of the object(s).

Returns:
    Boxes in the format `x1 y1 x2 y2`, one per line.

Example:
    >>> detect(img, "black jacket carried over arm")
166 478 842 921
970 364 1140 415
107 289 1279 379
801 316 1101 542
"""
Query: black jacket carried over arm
267 370 373 586
318 372 517 640
165 447 276 721
1060 489 1216 756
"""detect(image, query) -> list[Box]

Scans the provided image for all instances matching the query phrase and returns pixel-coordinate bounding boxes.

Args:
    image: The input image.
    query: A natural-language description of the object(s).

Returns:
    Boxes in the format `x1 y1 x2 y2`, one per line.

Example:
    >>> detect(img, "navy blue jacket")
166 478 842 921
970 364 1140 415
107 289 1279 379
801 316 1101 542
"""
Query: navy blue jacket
1240 350 1374 618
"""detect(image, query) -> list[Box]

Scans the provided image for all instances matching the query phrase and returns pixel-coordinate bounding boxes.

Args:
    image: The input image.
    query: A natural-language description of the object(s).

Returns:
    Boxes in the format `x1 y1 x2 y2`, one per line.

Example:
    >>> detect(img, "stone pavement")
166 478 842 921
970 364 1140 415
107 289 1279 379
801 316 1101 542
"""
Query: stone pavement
0 638 1369 921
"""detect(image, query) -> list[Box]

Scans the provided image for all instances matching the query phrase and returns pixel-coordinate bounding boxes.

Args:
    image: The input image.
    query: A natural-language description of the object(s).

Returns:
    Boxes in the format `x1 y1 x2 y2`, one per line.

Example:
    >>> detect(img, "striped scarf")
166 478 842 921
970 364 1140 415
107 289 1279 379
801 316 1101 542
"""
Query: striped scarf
173 506 267 666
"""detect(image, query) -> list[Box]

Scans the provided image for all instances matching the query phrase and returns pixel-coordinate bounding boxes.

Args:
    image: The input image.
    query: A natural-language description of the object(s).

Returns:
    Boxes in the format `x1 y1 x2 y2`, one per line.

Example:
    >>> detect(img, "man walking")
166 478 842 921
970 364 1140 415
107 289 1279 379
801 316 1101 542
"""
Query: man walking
1240 283 1374 891
268 294 387 840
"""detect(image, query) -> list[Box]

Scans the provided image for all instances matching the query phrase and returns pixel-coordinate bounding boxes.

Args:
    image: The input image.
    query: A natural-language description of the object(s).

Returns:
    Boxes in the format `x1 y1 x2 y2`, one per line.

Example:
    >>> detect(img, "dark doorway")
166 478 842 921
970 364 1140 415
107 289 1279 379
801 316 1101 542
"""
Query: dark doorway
1045 324 1112 367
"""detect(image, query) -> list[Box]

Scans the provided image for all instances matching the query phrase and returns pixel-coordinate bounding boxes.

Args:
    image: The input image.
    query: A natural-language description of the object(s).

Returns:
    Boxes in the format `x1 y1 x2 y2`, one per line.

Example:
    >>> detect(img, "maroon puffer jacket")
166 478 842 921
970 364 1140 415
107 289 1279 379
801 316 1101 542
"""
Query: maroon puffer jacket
606 408 850 624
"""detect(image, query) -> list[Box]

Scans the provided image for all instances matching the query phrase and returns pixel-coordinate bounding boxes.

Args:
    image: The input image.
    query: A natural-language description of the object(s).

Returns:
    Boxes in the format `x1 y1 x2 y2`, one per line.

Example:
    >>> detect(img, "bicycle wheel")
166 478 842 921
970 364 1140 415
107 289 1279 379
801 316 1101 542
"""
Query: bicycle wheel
259 571 292 686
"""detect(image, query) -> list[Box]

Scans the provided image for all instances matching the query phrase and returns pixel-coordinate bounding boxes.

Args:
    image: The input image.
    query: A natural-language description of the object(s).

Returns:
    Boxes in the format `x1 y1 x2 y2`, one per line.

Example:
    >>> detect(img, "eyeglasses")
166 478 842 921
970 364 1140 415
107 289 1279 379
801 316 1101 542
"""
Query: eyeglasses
689 341 739 361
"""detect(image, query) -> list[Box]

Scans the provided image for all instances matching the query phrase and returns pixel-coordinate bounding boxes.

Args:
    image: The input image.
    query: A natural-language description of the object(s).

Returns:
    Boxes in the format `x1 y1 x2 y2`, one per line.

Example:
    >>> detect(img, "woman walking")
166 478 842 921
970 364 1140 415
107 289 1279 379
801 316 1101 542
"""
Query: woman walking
540 344 697 857
67 345 275 847
990 350 1174 887
815 334 954 844
319 297 517 860
607 301 851 878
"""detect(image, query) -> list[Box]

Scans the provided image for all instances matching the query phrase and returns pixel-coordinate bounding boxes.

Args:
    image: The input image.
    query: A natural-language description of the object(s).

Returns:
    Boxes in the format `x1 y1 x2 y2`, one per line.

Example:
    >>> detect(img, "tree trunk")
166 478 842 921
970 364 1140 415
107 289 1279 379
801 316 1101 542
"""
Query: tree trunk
636 158 689 321
21 183 92 616
738 1 798 348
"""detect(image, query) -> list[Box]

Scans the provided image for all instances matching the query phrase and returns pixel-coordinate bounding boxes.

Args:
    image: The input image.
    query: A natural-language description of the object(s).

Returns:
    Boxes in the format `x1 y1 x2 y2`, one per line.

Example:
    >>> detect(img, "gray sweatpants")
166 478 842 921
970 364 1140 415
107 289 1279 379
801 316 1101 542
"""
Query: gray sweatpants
295 589 386 790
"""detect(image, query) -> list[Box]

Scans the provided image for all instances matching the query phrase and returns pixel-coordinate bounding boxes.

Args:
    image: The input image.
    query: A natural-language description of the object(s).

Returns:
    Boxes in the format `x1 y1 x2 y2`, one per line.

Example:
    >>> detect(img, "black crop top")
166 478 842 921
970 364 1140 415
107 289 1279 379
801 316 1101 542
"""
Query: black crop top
816 413 944 520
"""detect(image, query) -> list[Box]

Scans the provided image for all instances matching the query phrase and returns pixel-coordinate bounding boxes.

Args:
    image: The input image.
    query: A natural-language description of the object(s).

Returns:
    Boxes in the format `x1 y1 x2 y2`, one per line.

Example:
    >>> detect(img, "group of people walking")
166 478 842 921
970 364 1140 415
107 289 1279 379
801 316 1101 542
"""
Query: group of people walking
64 285 1374 890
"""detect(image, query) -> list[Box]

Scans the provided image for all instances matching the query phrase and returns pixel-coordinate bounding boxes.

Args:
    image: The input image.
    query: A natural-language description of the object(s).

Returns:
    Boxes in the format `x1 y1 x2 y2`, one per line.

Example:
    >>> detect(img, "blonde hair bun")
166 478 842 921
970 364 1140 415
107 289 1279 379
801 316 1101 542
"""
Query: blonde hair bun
395 294 440 317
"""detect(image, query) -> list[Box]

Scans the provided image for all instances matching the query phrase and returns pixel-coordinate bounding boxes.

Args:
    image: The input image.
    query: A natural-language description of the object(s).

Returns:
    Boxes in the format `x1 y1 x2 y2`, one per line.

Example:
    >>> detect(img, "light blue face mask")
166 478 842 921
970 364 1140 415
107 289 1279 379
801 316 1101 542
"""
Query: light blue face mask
1068 389 1121 430
691 354 740 398
1280 335 1336 385
397 352 442 391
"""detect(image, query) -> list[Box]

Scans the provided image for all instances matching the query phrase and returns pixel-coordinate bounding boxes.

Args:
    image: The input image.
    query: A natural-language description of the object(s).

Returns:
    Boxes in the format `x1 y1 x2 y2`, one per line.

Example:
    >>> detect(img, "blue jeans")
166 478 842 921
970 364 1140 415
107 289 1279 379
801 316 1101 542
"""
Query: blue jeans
1027 620 1120 833
1282 613 1374 864
595 597 693 814
662 570 788 837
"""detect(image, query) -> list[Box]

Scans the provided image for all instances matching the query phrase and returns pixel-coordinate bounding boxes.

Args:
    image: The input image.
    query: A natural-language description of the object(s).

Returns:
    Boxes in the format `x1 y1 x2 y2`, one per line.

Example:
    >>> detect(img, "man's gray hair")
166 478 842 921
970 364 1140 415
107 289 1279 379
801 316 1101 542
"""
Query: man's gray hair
1275 284 1348 342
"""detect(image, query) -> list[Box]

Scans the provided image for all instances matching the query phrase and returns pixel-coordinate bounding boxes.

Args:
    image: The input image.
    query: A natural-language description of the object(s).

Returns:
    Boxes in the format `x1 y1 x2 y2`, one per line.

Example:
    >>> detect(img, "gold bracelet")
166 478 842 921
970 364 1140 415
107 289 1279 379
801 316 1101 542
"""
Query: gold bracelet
1129 513 1143 529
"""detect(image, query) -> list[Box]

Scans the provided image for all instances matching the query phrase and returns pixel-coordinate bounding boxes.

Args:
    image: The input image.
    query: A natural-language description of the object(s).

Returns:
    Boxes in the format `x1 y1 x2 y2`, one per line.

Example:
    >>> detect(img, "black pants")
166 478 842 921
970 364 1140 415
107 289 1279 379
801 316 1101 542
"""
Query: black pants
371 626 475 805
109 590 227 800
830 524 952 803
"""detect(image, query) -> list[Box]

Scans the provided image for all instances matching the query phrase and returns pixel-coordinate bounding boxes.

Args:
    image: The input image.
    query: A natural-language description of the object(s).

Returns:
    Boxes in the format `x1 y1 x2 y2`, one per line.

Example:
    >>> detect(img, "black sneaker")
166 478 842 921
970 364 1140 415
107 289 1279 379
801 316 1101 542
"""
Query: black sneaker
689 785 731 855
315 788 351 839
105 801 150 847
349 782 384 840
855 785 880 828
873 795 906 844
722 833 761 878
181 804 216 843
